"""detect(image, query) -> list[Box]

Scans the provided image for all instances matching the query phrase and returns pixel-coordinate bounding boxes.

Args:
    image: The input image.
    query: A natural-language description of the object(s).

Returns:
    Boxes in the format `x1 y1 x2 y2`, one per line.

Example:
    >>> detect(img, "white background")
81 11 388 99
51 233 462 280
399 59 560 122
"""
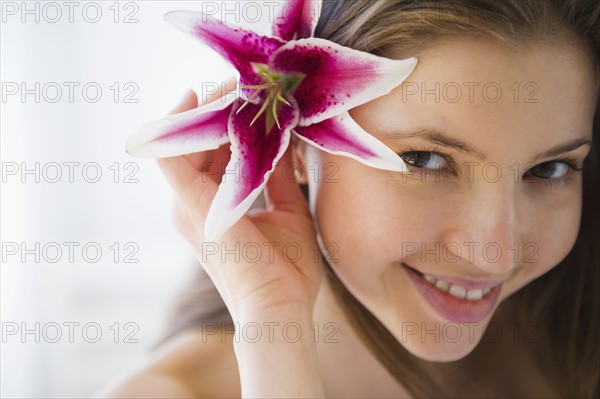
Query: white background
1 1 276 396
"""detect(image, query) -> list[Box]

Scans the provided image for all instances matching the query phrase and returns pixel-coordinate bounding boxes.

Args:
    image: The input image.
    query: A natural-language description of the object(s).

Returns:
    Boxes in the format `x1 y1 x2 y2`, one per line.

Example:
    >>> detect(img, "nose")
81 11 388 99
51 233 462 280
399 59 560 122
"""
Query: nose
441 178 522 275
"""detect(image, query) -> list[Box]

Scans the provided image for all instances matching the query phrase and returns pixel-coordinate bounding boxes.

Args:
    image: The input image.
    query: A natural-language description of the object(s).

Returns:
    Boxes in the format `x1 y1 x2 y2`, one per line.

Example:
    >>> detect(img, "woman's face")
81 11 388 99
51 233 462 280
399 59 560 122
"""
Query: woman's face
303 37 597 361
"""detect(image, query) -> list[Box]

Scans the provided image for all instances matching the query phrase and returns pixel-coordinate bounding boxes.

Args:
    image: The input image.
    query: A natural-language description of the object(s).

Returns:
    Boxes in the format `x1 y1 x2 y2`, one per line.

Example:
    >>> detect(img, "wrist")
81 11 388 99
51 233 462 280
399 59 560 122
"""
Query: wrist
231 313 325 397
235 300 314 326
231 318 316 348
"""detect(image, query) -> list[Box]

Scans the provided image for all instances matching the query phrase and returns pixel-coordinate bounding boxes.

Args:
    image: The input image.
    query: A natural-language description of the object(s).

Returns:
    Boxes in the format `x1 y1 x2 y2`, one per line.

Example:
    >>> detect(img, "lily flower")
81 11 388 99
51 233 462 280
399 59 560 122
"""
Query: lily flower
126 0 417 241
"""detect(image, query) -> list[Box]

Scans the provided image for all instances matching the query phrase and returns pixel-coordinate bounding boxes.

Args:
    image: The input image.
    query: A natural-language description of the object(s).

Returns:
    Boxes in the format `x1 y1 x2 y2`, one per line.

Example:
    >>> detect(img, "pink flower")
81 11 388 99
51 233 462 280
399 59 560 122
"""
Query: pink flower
126 0 417 240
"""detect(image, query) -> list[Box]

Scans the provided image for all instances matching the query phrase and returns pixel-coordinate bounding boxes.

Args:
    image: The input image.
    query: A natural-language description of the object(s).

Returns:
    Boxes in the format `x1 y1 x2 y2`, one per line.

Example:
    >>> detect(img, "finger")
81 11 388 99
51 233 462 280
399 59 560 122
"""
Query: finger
169 89 198 114
157 79 239 227
172 197 197 238
211 140 232 167
157 89 211 187
264 142 310 214
158 154 218 232
171 80 237 173
164 91 215 173
171 198 232 311
169 78 237 115
166 90 219 173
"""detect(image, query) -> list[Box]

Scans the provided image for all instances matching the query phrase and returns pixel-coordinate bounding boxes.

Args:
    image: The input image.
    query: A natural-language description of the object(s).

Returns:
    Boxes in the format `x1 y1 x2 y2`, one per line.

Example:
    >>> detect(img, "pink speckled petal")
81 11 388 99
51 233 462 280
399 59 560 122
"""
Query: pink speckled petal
165 11 285 102
294 112 408 172
203 97 299 240
270 38 418 126
126 95 236 157
272 0 319 40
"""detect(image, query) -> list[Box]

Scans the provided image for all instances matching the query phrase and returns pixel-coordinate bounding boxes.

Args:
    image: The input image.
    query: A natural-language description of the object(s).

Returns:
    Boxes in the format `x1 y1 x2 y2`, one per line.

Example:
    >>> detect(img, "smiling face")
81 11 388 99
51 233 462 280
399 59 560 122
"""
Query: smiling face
302 36 598 361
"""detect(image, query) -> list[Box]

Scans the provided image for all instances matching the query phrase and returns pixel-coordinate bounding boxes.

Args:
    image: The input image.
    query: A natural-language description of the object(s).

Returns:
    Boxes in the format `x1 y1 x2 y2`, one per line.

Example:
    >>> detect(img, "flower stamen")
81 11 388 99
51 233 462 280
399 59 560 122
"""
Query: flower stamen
250 92 272 126
271 92 281 129
239 68 303 133
276 90 291 106
236 86 265 114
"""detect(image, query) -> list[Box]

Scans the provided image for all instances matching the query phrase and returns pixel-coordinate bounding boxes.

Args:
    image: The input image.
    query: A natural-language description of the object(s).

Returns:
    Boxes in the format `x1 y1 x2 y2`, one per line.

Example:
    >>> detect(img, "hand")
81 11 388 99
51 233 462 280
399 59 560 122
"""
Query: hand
158 86 325 325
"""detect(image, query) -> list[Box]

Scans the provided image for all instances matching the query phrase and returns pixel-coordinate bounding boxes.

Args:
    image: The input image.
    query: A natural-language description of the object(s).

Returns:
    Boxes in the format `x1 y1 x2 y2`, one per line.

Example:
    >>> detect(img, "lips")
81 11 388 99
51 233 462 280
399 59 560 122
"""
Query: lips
402 262 503 323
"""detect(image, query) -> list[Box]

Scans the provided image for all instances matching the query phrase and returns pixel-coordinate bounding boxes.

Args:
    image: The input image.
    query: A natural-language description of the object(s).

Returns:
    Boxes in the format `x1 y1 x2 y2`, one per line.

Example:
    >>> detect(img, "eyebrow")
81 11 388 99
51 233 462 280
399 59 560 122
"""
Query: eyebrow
533 137 593 161
385 128 592 162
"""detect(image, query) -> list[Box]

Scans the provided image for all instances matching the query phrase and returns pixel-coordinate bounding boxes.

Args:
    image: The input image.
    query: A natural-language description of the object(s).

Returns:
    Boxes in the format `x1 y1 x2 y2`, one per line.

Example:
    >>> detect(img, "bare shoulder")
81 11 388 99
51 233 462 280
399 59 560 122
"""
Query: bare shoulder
95 328 241 398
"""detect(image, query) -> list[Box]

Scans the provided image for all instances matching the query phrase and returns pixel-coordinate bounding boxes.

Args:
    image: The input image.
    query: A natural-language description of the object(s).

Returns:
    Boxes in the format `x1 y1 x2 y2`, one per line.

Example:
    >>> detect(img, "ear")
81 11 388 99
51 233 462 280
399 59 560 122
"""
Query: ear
291 136 309 185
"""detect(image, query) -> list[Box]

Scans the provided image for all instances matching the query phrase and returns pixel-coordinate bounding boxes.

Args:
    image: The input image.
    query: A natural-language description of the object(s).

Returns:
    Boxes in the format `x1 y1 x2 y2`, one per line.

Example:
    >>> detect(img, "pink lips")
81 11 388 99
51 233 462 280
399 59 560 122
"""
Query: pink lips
402 263 503 323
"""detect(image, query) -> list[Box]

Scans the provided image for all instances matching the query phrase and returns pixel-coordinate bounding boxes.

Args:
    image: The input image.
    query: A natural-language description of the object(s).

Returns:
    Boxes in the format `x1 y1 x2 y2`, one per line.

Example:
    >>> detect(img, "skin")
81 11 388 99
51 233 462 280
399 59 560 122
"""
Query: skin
304 35 597 362
97 36 597 398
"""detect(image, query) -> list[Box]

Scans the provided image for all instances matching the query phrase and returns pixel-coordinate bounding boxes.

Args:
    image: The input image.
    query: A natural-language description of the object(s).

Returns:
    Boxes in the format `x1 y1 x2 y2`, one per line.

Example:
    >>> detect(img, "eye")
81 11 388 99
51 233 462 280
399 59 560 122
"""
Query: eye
524 160 575 180
399 151 449 171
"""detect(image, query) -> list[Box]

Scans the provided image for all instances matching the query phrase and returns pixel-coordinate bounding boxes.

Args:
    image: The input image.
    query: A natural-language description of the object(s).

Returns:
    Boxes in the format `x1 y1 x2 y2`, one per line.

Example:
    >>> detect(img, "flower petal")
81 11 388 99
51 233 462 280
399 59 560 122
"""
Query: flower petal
272 0 319 41
204 97 300 240
270 38 418 126
164 11 285 102
126 95 236 157
294 112 408 172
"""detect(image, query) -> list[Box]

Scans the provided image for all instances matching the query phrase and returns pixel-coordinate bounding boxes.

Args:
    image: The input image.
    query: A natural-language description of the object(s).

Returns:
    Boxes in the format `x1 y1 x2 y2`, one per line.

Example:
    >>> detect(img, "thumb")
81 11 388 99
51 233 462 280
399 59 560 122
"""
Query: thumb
264 144 309 215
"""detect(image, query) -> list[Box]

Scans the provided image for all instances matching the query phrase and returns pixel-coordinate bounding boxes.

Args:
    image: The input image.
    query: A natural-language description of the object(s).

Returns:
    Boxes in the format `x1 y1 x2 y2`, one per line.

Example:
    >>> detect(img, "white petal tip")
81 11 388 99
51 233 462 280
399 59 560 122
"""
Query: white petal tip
164 10 202 35
125 124 168 158
163 10 185 22
203 230 221 243
353 155 409 174
124 135 146 158
124 144 153 158
406 57 418 70
377 155 410 173
124 129 181 159
365 159 410 174
163 10 182 24
392 56 418 66
203 218 227 243
389 160 409 173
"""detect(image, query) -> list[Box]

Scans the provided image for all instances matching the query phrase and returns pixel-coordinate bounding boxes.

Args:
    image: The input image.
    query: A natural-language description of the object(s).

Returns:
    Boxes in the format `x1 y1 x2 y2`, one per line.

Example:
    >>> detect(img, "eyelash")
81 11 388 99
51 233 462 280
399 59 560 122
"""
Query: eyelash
397 146 585 189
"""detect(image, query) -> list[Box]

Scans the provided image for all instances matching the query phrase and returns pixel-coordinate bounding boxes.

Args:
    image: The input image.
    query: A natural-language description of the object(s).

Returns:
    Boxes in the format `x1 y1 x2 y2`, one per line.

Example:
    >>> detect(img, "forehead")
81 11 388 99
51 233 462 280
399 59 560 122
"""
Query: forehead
353 37 597 151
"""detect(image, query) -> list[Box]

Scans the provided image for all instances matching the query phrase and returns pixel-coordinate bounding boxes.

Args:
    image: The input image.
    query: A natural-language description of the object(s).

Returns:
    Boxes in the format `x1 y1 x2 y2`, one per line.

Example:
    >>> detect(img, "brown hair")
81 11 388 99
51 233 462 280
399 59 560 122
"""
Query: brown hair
313 0 599 398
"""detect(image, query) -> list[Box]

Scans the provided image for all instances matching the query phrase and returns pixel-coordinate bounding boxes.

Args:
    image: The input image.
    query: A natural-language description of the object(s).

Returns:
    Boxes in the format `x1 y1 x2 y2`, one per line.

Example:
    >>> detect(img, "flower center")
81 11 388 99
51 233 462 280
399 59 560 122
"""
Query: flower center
239 64 303 132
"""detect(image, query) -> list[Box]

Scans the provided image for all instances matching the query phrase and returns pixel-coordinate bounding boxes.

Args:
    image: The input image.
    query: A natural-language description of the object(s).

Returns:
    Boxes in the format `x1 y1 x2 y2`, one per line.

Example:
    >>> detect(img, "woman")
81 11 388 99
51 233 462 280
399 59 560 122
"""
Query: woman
98 0 599 397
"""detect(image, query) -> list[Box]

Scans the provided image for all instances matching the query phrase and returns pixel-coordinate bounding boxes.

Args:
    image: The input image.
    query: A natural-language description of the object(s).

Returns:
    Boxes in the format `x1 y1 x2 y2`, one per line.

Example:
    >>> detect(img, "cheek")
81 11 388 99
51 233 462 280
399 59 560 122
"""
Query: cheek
514 192 583 290
312 156 439 298
313 158 386 299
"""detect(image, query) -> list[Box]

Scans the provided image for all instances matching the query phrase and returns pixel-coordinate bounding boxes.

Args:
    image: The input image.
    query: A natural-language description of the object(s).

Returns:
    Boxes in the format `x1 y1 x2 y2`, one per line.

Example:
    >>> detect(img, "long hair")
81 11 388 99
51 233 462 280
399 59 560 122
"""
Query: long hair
314 1 599 397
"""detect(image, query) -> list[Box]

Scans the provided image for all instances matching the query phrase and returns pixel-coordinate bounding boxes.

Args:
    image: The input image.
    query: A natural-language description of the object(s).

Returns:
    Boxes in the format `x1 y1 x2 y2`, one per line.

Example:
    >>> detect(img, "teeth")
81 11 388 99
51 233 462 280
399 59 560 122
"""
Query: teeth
466 289 483 301
435 279 450 291
421 273 494 301
448 285 466 299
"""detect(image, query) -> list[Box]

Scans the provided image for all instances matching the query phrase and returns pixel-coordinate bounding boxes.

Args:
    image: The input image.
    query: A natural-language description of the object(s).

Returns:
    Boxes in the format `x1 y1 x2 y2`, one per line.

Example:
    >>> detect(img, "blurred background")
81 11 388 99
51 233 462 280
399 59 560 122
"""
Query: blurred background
1 1 274 396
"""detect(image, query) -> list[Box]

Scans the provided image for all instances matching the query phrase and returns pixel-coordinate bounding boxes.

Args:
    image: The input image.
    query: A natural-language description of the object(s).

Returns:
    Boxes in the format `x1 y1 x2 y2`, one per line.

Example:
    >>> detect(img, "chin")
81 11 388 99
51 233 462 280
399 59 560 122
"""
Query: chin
394 329 481 363
380 305 494 363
